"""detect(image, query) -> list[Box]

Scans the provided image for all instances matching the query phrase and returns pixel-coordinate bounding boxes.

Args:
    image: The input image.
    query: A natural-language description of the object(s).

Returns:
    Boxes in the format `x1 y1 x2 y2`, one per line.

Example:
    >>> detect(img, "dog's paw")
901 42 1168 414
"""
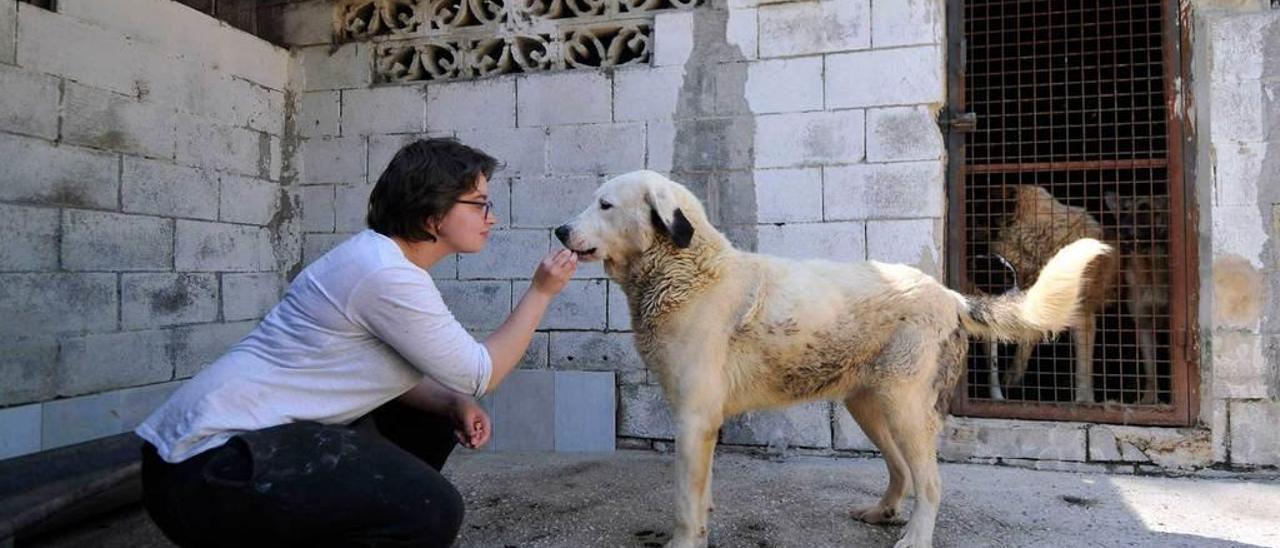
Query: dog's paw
851 504 906 525
893 530 933 548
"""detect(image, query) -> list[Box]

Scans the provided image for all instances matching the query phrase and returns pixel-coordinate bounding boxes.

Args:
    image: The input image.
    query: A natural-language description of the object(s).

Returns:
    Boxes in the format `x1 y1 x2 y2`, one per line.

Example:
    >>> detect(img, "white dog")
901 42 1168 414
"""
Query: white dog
555 171 1110 548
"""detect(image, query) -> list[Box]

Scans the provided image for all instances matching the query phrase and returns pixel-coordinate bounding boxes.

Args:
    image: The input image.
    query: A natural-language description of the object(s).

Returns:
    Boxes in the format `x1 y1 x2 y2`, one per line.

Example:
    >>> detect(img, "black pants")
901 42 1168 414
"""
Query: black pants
141 401 463 548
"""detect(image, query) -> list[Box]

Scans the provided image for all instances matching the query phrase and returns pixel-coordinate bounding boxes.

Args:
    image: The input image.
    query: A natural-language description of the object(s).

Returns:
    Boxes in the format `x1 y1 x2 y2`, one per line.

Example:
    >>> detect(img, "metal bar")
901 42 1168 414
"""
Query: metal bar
967 159 1168 174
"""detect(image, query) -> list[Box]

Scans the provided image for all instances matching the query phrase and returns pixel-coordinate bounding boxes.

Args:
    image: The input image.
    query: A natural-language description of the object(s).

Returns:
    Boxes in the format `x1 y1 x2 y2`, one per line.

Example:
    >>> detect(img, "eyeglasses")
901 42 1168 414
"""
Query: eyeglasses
455 199 494 217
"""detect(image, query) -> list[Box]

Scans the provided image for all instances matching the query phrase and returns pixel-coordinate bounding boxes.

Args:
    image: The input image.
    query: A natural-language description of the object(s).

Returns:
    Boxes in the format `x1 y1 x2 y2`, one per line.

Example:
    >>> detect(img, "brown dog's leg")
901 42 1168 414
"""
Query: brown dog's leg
846 394 911 525
1073 313 1097 403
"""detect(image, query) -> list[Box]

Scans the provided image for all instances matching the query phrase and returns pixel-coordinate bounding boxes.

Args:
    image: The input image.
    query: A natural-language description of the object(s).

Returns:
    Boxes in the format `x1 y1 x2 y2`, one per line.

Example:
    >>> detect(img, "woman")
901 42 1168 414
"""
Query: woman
136 138 577 547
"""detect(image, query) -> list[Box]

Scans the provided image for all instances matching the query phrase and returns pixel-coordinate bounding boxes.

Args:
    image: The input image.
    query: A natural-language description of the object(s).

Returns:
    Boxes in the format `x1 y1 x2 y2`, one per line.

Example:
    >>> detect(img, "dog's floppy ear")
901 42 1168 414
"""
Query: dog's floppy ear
645 186 694 248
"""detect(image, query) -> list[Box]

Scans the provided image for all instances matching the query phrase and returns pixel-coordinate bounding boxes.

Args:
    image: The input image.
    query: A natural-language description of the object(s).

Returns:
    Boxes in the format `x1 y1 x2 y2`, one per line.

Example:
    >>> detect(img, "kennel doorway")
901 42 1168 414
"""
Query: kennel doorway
943 0 1198 425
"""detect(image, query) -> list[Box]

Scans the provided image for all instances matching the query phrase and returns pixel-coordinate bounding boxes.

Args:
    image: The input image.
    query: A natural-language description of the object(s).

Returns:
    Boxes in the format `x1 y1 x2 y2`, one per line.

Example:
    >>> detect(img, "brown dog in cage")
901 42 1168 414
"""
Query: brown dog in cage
985 185 1120 404
1104 192 1169 405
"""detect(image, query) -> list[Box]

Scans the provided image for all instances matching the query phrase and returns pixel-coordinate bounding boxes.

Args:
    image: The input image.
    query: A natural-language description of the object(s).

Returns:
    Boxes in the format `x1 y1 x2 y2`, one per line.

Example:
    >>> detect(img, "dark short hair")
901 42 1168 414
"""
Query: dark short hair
367 138 499 242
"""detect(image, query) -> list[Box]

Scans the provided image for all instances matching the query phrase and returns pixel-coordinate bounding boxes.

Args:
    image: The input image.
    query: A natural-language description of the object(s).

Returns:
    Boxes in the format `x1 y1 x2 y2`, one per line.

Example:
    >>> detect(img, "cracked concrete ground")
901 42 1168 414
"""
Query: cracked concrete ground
27 450 1280 548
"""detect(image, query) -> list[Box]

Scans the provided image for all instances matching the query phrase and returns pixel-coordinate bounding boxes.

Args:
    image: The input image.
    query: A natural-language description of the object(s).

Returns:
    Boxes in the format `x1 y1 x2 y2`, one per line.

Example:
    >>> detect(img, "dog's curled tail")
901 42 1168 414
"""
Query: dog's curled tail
954 238 1112 342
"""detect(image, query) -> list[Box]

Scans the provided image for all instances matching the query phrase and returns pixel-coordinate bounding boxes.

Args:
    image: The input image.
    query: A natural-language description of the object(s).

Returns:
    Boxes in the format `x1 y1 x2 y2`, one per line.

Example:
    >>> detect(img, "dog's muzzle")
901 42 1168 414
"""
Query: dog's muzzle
554 224 571 246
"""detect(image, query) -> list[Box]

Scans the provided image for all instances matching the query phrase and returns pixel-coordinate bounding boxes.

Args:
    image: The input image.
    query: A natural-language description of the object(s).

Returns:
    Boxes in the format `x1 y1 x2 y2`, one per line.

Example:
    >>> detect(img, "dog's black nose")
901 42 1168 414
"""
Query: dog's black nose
554 225 571 245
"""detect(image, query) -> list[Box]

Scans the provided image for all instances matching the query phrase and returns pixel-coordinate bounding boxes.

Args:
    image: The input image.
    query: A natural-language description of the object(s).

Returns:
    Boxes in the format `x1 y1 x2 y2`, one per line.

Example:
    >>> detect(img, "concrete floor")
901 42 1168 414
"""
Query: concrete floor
27 449 1280 548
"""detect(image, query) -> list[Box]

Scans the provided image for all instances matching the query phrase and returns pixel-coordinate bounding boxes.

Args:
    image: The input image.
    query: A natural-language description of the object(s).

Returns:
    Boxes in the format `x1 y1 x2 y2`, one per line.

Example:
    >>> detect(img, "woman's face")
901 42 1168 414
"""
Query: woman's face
433 174 495 254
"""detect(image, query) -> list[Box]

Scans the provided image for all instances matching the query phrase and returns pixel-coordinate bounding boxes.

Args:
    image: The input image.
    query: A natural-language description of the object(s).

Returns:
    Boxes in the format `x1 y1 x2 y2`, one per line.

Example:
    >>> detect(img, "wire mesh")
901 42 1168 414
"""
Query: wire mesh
956 0 1182 413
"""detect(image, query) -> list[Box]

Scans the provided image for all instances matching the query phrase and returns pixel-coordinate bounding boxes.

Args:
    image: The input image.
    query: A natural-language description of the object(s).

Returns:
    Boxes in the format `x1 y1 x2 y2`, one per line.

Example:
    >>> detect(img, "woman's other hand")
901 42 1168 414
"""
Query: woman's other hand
451 397 491 449
531 249 577 296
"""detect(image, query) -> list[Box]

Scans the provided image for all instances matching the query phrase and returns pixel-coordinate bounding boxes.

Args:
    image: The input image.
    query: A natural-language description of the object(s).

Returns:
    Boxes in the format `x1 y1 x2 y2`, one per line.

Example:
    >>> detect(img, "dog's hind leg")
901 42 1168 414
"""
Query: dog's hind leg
987 341 1005 400
845 393 911 525
883 386 944 548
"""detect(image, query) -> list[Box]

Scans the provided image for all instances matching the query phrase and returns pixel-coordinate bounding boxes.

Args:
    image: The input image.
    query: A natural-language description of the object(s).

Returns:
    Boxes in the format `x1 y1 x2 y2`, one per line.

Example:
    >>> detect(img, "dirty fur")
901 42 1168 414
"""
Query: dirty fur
556 171 1111 548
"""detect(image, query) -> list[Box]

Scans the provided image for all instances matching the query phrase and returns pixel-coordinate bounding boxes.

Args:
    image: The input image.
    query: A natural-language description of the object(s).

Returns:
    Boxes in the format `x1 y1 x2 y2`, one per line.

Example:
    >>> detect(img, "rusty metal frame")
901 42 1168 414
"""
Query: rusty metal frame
944 0 1198 426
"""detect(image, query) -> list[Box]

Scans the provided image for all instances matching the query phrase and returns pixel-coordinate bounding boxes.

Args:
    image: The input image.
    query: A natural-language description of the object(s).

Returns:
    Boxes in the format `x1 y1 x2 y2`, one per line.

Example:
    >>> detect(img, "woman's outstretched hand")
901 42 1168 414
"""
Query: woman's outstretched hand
532 249 578 296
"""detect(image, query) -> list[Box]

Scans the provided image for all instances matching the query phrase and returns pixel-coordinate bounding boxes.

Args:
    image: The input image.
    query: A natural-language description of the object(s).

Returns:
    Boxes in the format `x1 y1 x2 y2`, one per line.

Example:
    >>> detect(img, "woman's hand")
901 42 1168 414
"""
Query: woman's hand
451 396 491 449
531 249 578 296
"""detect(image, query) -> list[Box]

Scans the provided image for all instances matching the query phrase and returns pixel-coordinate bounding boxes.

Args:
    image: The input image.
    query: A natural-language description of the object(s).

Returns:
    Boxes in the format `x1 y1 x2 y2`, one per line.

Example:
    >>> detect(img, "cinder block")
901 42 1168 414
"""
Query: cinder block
492 369 555 451
665 117 752 171
1213 330 1268 399
0 64 59 139
63 81 177 159
0 203 59 271
758 0 869 58
554 371 616 452
646 121 675 173
722 401 832 449
939 417 1087 462
342 86 426 135
171 320 255 378
303 136 366 184
427 77 516 131
176 220 276 272
607 281 631 331
619 382 674 440
515 279 606 330
41 382 180 450
550 331 643 372
0 339 58 406
59 329 173 397
0 404 41 460
0 134 118 209
831 405 878 451
1212 142 1265 207
866 106 944 162
297 42 370 91
301 185 336 232
220 174 280 226
230 78 286 135
302 232 354 266
1087 425 1212 469
547 124 647 174
872 0 943 48
757 221 865 262
510 176 598 228
335 184 374 232
367 133 418 183
867 218 942 277
122 273 219 328
298 90 341 138
222 272 282 321
122 156 219 220
0 274 118 336
1210 80 1266 143
1210 12 1269 82
16 4 142 96
727 7 759 61
455 127 547 178
458 229 549 279
754 110 865 168
435 280 512 330
826 46 945 109
652 11 693 67
755 168 822 223
517 72 611 127
614 65 684 122
0 0 13 64
823 161 945 220
175 114 271 179
517 331 550 369
62 209 173 271
486 176 511 229
746 57 823 114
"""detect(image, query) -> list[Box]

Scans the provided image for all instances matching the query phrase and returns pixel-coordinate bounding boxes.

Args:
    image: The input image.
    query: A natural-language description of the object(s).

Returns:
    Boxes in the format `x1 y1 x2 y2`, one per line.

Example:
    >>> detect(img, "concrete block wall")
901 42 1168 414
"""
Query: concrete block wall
289 0 947 456
0 0 296 460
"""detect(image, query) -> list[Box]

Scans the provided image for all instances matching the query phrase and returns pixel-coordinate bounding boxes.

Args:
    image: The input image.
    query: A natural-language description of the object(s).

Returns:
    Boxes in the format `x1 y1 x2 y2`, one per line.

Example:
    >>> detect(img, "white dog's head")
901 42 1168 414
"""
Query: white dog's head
555 171 702 268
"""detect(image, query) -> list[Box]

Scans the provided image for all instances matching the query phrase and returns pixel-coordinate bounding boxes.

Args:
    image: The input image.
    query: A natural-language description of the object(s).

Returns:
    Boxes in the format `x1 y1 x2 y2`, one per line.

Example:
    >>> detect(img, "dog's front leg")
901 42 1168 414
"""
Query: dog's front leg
669 413 721 548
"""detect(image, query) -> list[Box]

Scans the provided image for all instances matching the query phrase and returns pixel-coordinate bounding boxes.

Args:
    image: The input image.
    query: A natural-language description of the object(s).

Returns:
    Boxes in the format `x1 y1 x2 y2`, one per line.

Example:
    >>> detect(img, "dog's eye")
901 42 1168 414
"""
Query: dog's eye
600 200 613 210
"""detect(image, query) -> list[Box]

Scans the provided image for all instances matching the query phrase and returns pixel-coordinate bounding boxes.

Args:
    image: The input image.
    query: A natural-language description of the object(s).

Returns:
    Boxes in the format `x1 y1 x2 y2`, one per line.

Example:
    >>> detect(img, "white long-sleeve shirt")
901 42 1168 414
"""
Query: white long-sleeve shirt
136 229 492 463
